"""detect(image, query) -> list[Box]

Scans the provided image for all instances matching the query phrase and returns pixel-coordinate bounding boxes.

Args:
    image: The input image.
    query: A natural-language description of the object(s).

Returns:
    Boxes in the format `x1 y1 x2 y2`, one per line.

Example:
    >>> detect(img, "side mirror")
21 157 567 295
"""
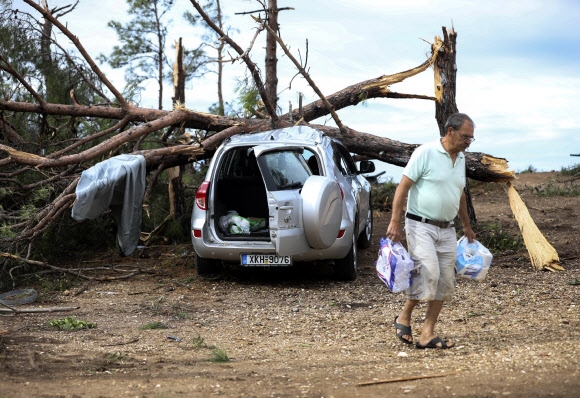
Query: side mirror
359 160 375 174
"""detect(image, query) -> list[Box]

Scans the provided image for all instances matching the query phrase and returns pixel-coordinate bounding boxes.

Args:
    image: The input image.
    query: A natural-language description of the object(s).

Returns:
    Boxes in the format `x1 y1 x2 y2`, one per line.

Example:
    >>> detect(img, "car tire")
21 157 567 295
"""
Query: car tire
195 253 222 276
357 197 373 249
334 229 358 281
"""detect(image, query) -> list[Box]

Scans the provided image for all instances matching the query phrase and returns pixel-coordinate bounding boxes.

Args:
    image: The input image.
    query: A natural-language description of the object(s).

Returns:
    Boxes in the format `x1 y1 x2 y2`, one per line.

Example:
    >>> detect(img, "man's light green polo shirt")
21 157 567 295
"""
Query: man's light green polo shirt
403 139 466 222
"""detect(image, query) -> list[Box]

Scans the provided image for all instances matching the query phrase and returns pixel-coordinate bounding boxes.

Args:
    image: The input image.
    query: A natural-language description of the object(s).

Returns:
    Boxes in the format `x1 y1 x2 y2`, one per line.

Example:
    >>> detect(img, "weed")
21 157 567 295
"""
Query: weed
559 163 580 176
192 335 209 349
175 311 192 320
209 348 229 362
183 276 197 284
140 321 168 330
106 352 125 363
535 182 580 197
475 222 524 254
191 334 217 350
467 178 504 194
466 312 484 318
48 316 96 331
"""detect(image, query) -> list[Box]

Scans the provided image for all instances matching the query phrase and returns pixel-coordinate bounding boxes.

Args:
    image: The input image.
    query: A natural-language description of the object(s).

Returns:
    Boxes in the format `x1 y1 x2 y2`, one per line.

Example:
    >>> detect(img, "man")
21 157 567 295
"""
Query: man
386 113 477 349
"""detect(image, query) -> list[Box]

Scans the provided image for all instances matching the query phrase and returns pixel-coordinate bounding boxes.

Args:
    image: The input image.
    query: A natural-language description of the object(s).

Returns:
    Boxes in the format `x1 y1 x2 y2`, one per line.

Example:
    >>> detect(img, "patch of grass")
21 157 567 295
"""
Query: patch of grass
174 308 192 320
191 333 229 362
535 182 580 197
183 276 197 284
467 178 504 194
559 163 580 176
48 316 96 331
475 222 524 254
35 275 76 293
192 334 211 349
106 352 125 363
209 348 229 362
140 321 169 330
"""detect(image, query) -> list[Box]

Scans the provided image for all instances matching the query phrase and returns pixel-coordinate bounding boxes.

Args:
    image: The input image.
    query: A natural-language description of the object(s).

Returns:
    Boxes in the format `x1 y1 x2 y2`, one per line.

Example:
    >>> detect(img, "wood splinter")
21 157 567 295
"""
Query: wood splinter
357 370 460 387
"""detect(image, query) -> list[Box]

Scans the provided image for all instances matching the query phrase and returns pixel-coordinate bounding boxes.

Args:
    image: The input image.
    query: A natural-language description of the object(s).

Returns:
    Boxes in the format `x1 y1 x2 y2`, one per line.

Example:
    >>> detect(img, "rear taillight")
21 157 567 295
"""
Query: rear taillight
337 229 345 239
193 229 202 238
195 181 210 210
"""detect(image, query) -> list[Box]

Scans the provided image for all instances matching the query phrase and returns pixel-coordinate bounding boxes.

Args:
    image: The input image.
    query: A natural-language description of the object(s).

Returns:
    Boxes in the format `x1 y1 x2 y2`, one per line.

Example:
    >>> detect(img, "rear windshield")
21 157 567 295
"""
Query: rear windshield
259 150 311 191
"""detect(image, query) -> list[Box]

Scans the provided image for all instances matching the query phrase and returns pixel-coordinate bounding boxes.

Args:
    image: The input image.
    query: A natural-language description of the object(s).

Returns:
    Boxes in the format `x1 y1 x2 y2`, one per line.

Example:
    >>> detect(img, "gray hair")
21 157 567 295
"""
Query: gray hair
443 113 475 135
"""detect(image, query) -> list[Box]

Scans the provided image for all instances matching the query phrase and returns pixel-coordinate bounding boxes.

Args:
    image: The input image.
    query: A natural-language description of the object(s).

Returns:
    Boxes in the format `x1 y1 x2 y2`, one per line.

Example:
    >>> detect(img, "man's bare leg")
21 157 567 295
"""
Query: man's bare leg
417 300 454 347
395 299 419 343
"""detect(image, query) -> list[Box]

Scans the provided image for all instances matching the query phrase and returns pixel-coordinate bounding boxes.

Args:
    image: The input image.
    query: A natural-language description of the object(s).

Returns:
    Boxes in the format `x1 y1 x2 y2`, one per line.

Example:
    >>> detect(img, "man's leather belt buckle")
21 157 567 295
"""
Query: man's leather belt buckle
406 212 454 228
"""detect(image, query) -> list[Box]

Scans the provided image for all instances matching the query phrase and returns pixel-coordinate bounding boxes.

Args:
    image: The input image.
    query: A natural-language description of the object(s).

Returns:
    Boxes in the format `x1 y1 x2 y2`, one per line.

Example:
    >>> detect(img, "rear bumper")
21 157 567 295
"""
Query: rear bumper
191 223 353 263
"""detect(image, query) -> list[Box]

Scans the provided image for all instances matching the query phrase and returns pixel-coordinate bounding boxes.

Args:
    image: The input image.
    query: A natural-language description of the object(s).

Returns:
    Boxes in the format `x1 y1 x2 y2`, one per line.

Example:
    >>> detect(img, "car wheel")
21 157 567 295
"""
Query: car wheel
334 229 358 281
357 198 373 249
195 253 222 276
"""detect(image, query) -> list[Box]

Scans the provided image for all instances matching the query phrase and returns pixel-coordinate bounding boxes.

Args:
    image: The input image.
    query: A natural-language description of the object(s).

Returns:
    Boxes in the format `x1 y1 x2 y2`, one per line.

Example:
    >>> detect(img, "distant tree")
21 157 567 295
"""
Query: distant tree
99 0 174 110
184 0 229 116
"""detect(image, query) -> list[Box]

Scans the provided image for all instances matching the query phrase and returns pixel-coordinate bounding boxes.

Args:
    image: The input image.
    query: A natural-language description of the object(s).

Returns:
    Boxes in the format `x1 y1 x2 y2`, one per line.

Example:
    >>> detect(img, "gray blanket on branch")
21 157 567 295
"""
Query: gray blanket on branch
72 154 146 256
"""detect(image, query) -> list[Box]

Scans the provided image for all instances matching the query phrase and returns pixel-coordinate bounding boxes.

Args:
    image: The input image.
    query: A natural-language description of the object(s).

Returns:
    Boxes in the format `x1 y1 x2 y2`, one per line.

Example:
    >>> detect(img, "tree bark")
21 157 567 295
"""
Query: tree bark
216 0 225 116
265 0 279 113
433 27 459 137
168 39 186 226
432 27 476 225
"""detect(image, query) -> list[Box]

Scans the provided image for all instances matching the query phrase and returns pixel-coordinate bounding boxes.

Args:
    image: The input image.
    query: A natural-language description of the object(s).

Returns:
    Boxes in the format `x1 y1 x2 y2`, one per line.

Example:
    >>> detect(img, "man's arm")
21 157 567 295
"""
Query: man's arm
458 191 476 242
386 175 414 243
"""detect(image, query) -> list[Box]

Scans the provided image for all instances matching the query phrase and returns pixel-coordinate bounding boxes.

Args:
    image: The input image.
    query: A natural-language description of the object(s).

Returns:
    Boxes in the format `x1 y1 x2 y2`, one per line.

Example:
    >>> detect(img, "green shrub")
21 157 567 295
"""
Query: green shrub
475 222 524 254
209 348 229 363
371 179 398 211
559 163 580 176
535 182 580 197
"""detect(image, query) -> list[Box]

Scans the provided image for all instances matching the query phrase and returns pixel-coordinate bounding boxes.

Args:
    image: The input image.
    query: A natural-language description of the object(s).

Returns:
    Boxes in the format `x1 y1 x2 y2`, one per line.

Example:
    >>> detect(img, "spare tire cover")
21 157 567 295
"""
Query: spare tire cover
301 175 342 249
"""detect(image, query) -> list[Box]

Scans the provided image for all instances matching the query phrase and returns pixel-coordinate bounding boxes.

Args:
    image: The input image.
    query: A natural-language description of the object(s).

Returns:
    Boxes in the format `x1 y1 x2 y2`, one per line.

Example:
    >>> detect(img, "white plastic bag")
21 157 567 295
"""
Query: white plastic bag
219 210 251 234
376 237 414 293
455 236 493 281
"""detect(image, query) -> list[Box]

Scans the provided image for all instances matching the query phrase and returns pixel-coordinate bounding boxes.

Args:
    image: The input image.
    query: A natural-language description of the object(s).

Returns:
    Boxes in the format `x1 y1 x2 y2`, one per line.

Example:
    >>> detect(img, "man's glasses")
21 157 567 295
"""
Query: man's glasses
458 133 475 142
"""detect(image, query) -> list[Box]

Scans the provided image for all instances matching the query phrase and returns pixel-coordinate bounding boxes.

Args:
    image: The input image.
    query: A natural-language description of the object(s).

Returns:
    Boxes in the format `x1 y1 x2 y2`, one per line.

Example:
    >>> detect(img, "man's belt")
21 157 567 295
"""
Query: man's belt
406 212 454 228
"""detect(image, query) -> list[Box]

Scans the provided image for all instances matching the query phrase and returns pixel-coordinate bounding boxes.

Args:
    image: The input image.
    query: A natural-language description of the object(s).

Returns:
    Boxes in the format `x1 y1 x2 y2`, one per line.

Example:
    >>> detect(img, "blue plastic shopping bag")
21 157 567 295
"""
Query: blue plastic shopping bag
455 236 493 281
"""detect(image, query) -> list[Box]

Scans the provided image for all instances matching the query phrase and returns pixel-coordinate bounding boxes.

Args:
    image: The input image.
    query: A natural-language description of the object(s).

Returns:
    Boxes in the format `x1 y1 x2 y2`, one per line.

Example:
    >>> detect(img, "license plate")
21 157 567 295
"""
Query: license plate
241 254 292 266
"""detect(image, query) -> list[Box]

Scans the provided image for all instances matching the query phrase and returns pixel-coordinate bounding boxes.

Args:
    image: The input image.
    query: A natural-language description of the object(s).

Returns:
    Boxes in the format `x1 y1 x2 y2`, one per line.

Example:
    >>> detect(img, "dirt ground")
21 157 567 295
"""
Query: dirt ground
1 171 579 398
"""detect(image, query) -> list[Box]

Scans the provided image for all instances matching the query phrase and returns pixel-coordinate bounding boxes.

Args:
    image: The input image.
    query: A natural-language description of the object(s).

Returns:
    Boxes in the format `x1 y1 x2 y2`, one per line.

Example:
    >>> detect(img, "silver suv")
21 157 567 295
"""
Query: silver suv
191 126 375 280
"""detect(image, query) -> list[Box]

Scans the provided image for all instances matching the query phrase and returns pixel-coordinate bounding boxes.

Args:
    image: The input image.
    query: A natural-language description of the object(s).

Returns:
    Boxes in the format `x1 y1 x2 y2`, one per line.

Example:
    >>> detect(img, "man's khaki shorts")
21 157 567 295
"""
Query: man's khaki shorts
404 218 456 301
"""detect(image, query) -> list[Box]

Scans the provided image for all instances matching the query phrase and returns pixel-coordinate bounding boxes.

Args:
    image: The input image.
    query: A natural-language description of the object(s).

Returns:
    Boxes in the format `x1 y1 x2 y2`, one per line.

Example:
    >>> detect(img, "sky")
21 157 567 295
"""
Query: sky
12 0 580 181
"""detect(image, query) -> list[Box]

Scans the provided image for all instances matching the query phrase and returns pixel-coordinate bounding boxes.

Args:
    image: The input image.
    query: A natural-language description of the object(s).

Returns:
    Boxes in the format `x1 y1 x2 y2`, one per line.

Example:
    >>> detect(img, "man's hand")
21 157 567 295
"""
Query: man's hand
463 225 476 243
386 220 403 243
